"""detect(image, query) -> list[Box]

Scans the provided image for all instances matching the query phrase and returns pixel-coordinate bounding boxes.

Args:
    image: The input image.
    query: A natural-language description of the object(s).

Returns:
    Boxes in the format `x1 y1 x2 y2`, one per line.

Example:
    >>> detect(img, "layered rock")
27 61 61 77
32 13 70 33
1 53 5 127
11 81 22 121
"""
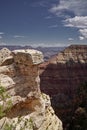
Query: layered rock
40 45 87 94
40 45 87 127
56 45 87 63
0 49 62 130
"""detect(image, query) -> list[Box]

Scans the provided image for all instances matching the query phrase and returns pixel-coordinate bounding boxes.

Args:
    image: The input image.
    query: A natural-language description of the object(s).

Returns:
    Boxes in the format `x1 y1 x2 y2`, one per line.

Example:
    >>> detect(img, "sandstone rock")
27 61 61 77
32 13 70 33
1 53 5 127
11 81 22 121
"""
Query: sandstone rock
12 49 44 65
57 45 87 64
1 56 14 66
40 45 87 96
40 45 87 128
0 49 62 130
0 48 12 66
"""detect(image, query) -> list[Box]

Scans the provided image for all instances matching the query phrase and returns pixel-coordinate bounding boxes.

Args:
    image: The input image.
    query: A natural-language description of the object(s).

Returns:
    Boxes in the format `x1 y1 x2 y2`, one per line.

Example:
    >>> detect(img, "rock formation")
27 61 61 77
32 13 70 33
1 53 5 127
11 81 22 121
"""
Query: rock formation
0 48 12 66
40 45 87 95
40 45 87 128
0 49 62 130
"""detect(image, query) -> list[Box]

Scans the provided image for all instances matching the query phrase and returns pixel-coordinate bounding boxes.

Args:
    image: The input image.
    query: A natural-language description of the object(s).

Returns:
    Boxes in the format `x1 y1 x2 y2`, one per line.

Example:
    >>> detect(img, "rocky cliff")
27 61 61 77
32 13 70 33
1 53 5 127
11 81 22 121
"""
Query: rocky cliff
0 49 62 130
0 48 12 66
40 45 87 128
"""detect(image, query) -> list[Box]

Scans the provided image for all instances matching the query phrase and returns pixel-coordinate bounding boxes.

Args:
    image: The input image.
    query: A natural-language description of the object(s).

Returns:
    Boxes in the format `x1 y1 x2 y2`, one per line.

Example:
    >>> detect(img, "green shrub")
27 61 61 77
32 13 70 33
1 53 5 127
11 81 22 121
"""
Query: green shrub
0 85 12 119
4 123 13 130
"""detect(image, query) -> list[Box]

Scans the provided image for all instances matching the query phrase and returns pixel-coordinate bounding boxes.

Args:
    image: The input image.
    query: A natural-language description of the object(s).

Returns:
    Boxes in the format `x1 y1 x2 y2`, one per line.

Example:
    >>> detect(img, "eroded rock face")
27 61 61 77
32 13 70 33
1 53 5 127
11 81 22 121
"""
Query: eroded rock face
40 45 87 128
0 48 12 66
40 45 87 94
0 49 62 130
56 45 87 64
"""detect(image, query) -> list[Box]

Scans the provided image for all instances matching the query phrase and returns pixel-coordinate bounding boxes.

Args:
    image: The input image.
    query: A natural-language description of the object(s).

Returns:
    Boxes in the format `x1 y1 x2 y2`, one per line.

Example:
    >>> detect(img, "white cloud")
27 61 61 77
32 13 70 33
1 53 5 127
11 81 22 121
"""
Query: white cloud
79 36 84 40
31 1 48 7
0 32 4 35
44 16 52 19
64 16 87 28
49 0 87 40
68 38 74 41
35 42 66 47
79 29 87 39
48 24 58 28
63 16 87 39
49 0 87 16
13 35 24 38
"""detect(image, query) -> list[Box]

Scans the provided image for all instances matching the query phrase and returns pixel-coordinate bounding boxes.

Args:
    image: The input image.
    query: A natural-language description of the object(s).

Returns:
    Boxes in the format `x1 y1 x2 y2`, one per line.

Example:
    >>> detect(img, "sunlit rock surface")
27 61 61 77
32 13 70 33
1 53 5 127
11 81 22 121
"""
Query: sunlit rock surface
0 48 12 66
0 49 62 130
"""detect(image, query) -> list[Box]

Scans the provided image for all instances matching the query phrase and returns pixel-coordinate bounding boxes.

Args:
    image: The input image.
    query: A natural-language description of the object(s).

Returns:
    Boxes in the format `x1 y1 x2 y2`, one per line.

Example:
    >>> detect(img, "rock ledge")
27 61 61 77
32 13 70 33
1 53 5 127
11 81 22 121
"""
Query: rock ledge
0 49 63 130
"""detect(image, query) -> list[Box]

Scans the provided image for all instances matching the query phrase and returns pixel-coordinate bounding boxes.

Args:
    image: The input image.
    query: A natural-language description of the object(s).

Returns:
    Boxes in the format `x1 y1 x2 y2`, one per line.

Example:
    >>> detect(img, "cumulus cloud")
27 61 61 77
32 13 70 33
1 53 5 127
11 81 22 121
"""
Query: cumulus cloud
79 29 87 39
49 0 87 16
63 16 87 39
64 16 87 28
13 35 24 38
49 0 87 40
79 36 84 40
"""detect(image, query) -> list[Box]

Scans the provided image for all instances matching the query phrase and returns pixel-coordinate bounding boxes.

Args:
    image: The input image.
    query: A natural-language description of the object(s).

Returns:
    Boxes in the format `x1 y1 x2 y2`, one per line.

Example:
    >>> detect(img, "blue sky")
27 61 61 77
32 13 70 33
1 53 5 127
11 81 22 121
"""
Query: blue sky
0 0 87 47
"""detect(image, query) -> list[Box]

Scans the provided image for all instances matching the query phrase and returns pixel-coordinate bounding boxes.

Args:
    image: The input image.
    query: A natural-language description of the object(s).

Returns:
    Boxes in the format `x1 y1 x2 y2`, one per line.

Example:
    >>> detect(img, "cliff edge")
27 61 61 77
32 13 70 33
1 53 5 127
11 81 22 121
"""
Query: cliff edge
0 49 62 130
40 45 87 128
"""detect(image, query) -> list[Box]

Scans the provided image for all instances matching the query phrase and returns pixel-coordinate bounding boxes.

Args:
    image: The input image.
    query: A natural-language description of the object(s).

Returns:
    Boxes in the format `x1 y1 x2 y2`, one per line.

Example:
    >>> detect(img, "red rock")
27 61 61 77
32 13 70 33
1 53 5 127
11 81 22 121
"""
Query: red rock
39 45 87 126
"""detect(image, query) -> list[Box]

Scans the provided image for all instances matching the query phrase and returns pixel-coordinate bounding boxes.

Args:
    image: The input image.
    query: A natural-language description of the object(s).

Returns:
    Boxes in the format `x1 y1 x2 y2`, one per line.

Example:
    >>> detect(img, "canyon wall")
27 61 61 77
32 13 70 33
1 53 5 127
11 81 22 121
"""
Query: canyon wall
40 45 87 127
0 49 62 130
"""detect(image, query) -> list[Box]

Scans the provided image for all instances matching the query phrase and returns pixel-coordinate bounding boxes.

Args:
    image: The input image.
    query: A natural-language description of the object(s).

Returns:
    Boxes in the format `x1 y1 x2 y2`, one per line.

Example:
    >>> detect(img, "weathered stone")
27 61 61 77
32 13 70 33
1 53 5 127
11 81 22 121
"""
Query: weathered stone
40 45 87 128
12 49 44 65
56 45 87 64
0 49 63 130
1 56 14 66
0 48 11 66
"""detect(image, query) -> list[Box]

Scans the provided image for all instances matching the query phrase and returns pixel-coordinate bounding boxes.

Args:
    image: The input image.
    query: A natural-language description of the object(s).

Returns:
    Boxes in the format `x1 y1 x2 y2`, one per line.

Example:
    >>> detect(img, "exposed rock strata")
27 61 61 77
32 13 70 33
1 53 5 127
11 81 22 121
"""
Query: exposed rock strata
40 45 87 95
0 49 62 130
40 45 87 127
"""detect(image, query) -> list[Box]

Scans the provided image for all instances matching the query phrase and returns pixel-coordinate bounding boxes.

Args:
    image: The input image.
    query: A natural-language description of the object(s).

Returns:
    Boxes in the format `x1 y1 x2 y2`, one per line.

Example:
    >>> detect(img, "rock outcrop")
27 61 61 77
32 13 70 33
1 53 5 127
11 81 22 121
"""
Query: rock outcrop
56 45 87 63
0 49 62 130
0 48 12 66
40 45 87 94
40 45 87 128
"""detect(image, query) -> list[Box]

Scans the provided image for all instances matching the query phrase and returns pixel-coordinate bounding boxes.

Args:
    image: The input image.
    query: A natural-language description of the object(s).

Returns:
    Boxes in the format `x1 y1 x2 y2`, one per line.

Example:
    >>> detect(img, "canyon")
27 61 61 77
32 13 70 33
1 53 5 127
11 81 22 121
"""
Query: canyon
39 45 87 129
0 45 65 61
0 45 87 129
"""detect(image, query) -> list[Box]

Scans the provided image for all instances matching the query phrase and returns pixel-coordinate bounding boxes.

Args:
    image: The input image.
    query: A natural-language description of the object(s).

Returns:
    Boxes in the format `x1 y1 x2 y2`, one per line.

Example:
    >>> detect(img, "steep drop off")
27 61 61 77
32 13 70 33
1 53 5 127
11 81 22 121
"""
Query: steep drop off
0 49 62 130
40 45 87 128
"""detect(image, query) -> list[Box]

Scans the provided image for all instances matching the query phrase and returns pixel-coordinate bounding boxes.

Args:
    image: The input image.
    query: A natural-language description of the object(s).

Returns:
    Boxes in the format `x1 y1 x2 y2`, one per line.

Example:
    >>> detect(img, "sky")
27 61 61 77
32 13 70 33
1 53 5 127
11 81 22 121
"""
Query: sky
0 0 87 47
